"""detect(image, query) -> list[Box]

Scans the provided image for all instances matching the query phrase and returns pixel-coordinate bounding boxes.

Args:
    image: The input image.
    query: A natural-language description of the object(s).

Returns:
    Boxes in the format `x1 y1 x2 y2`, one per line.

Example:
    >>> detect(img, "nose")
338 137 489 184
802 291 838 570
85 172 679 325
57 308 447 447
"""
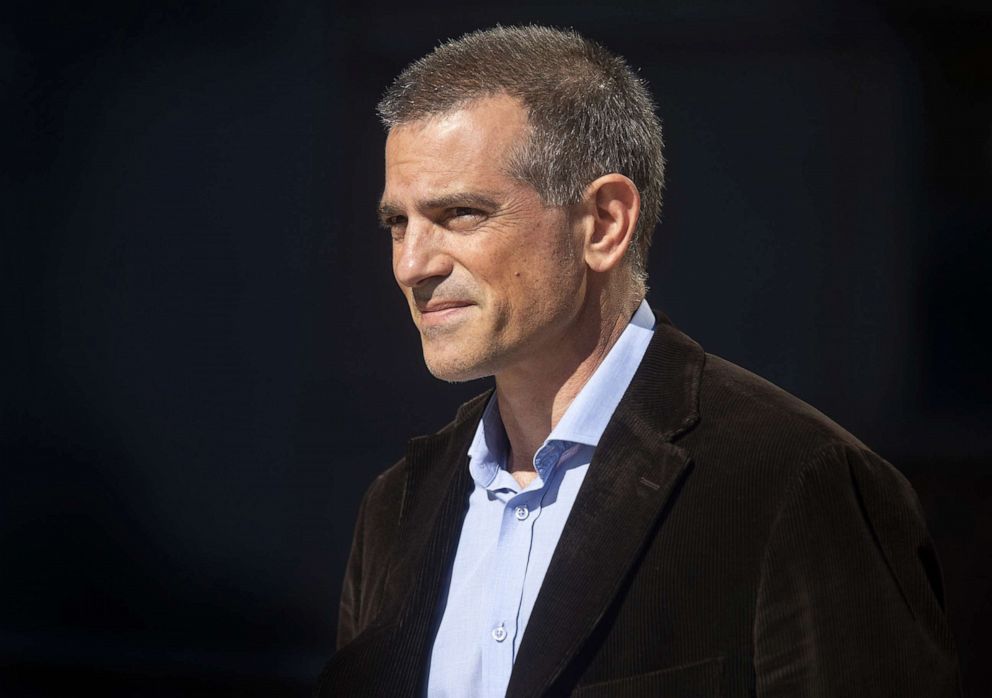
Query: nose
392 219 453 288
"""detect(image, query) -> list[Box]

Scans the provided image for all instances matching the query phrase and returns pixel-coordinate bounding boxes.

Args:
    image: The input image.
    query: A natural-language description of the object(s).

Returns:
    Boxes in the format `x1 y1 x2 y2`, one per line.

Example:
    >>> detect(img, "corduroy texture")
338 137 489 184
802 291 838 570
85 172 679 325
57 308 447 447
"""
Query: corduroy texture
315 312 961 697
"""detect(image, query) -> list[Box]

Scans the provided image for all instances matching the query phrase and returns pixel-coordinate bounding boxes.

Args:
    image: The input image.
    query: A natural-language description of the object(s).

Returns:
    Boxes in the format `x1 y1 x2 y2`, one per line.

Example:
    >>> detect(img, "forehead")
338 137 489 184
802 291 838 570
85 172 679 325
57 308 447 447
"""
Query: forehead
382 95 530 203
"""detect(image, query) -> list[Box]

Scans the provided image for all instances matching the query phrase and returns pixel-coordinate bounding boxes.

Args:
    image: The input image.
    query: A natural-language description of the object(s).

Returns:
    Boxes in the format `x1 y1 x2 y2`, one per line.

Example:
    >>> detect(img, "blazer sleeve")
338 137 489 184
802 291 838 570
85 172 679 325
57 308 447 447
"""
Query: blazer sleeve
753 443 961 697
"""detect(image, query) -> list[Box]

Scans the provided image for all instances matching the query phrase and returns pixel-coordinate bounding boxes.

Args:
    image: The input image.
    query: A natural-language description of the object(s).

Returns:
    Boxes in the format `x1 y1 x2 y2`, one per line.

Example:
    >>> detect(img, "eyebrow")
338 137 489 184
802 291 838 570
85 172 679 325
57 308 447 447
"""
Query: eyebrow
377 192 501 222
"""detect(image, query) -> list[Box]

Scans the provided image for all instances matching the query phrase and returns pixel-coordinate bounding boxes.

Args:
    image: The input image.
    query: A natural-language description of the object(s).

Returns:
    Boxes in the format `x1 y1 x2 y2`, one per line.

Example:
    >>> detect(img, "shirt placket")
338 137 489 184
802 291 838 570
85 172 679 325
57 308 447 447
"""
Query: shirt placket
513 440 567 656
481 485 536 697
481 441 568 697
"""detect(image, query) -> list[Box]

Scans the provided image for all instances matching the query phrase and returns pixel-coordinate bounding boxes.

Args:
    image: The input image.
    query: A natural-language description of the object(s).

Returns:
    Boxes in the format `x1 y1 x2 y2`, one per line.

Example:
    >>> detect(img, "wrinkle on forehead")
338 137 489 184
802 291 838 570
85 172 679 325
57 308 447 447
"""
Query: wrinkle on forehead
382 95 532 204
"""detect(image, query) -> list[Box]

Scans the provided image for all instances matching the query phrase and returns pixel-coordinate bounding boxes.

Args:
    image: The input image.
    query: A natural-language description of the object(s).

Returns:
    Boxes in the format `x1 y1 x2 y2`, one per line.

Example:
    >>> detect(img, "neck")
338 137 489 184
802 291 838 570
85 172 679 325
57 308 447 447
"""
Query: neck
495 291 641 478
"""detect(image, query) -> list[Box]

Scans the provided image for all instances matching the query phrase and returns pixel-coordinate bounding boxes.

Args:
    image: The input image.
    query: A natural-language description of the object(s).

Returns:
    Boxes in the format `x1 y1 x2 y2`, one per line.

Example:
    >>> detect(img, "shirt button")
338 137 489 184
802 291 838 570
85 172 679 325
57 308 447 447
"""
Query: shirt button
492 623 507 642
514 505 529 521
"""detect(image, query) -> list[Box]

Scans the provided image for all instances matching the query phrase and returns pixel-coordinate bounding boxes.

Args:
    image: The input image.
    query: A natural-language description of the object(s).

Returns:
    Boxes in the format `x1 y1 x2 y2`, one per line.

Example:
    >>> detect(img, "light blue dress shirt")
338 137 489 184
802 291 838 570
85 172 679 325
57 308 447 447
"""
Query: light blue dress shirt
426 301 656 698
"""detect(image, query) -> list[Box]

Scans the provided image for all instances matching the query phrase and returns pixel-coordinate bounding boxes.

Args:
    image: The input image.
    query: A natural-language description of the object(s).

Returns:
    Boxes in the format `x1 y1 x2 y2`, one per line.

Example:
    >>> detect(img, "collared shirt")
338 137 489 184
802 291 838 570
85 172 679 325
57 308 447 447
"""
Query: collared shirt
426 300 656 698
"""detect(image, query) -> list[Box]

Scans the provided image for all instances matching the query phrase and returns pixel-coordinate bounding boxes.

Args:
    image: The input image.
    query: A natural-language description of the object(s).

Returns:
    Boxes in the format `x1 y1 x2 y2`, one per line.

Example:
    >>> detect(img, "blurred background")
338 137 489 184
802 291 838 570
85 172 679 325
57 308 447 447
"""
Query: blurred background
3 0 990 695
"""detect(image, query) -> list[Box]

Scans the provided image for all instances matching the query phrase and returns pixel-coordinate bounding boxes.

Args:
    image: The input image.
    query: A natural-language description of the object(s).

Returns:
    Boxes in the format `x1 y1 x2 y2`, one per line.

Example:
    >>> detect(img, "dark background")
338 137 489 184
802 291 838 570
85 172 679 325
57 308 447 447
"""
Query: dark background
3 0 990 695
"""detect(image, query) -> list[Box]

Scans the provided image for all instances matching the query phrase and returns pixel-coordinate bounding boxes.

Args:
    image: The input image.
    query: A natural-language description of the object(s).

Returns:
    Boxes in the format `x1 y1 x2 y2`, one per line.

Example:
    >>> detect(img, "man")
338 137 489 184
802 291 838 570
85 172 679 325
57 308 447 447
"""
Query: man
316 26 960 697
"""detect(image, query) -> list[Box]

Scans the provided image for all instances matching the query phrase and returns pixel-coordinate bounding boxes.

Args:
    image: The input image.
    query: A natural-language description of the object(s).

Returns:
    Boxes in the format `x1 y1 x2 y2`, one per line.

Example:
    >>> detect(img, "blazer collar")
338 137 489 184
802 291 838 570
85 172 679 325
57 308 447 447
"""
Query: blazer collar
374 310 704 697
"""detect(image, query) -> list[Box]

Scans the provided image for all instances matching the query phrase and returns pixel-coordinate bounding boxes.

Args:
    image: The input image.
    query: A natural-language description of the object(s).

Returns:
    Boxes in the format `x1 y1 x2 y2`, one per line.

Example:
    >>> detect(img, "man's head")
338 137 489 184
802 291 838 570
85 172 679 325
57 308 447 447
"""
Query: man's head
378 27 664 382
378 26 665 286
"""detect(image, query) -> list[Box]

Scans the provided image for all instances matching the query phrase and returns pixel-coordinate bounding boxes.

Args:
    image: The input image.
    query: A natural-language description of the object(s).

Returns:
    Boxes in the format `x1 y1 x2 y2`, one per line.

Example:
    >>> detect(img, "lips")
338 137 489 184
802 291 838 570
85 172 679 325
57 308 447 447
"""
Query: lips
417 301 474 329
419 300 473 313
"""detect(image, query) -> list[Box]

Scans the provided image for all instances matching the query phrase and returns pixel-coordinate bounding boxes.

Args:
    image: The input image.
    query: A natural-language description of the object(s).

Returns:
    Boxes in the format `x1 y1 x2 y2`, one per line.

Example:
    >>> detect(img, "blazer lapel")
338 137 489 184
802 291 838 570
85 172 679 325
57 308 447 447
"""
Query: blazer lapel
364 390 491 697
506 314 705 698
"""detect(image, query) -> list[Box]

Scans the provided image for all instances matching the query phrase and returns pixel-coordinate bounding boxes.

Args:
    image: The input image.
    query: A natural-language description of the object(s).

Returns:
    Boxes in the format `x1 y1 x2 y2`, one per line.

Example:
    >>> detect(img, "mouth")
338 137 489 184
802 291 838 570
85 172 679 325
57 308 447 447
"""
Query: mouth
417 301 474 329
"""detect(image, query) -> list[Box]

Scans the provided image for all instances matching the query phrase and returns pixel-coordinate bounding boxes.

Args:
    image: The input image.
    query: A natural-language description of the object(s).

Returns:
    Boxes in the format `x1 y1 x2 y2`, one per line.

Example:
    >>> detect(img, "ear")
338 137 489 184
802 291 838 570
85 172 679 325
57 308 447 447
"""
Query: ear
580 174 640 273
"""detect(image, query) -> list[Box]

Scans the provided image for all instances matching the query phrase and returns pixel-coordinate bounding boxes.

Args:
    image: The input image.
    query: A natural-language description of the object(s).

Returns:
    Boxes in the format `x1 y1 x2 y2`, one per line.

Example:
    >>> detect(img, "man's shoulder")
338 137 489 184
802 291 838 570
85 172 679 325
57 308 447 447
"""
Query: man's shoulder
641 314 890 485
679 351 928 583
689 351 886 478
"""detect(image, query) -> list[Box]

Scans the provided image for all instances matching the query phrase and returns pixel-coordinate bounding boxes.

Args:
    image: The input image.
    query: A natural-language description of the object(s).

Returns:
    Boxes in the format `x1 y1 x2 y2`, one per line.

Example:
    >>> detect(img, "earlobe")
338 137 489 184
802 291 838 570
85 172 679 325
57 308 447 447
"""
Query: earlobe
583 174 640 273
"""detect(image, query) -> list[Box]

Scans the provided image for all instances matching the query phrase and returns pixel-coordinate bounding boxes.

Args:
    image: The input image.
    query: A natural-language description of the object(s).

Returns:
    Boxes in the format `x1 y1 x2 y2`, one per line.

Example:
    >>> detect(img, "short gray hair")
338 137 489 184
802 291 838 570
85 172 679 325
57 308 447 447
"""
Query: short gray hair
377 25 665 290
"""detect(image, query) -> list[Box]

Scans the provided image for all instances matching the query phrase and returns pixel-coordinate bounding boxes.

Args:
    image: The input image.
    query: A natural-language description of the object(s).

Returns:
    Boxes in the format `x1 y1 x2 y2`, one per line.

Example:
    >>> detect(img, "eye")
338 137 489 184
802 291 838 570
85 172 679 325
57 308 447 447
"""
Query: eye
381 215 407 240
445 207 486 229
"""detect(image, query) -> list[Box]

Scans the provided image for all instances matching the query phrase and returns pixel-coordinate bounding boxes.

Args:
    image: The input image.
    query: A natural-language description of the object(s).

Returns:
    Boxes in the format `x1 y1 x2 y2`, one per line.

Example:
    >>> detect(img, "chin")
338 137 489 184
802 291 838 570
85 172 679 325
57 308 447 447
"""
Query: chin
422 346 497 384
423 357 490 384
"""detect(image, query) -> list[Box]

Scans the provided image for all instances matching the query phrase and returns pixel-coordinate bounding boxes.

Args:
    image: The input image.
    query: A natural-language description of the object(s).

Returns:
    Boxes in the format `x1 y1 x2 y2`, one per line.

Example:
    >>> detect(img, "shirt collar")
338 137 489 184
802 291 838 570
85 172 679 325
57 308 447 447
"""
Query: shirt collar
467 300 656 488
549 299 655 447
467 394 509 487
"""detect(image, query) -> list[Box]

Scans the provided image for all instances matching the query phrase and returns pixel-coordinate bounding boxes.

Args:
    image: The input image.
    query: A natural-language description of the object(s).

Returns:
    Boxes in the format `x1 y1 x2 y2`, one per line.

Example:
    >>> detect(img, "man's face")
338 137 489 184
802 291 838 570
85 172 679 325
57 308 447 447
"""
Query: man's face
380 95 587 382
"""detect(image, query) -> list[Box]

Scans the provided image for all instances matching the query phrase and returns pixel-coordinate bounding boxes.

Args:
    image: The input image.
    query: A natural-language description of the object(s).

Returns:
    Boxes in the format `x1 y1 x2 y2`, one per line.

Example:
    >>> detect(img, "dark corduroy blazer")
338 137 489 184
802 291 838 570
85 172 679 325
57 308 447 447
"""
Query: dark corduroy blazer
315 313 960 697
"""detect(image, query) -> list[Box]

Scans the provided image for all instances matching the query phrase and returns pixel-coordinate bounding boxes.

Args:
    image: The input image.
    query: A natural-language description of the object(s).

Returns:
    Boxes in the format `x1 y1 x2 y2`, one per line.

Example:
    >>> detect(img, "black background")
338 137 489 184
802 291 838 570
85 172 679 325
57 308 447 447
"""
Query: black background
4 0 990 695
